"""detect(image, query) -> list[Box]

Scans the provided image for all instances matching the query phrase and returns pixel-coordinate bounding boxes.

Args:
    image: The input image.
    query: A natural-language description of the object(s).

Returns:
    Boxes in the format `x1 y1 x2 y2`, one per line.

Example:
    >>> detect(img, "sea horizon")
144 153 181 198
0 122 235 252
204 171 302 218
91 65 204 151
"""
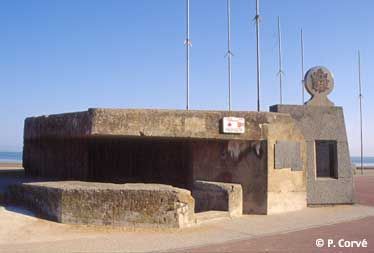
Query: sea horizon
1 151 374 166
0 151 22 163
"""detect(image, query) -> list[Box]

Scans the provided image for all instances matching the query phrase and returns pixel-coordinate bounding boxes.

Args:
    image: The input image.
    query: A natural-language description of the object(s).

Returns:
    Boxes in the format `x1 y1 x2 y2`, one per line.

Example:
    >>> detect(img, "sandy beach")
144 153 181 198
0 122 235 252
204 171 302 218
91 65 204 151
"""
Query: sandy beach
355 166 374 177
356 166 374 170
0 162 22 168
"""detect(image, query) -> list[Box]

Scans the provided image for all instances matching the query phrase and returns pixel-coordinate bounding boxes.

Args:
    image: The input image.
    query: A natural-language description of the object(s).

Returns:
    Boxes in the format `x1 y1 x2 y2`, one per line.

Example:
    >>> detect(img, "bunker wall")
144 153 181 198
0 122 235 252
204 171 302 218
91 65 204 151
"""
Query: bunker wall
191 140 268 214
23 108 308 215
264 118 307 214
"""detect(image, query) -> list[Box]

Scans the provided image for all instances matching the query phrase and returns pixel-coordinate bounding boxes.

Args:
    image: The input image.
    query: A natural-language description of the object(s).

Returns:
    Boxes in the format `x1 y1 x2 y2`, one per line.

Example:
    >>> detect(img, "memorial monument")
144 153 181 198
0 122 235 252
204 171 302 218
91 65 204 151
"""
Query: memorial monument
271 66 354 205
6 66 353 228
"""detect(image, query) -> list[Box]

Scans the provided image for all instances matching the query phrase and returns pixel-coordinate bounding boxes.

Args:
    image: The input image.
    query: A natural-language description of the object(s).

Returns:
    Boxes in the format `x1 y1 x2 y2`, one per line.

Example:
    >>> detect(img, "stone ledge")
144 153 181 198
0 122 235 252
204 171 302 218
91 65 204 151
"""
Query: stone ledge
7 181 195 228
192 180 243 217
24 108 294 141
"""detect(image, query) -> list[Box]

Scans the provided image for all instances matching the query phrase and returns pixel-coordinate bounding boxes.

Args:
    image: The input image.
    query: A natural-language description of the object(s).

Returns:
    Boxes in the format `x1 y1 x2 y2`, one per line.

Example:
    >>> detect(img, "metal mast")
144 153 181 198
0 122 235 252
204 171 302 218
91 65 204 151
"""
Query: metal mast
358 50 364 175
254 0 261 111
226 0 233 111
301 29 305 104
185 0 191 110
277 17 283 104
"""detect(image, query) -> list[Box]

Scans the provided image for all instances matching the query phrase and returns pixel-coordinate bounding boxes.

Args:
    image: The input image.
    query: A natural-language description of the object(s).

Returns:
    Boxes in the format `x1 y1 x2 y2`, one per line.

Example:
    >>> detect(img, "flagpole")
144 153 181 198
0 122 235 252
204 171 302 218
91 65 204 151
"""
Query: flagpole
277 16 283 104
185 0 191 110
255 0 261 112
301 29 305 104
358 50 364 175
226 0 233 111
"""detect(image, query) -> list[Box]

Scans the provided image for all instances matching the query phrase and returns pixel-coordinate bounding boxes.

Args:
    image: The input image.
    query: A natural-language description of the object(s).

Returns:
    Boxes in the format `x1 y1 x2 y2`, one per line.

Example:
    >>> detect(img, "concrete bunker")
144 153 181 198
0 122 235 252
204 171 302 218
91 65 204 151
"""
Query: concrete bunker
21 108 307 219
13 66 353 227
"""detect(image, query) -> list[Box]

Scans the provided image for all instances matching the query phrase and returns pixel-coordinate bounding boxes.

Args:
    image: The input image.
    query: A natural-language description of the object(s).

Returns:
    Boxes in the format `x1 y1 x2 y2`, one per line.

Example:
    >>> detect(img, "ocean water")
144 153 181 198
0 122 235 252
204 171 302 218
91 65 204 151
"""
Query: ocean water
351 156 374 167
0 152 22 163
0 152 373 166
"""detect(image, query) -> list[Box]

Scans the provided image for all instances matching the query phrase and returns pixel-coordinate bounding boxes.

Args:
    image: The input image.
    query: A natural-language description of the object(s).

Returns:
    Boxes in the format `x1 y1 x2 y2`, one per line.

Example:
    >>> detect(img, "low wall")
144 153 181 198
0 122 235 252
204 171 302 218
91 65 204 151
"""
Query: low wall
7 181 195 228
192 180 243 217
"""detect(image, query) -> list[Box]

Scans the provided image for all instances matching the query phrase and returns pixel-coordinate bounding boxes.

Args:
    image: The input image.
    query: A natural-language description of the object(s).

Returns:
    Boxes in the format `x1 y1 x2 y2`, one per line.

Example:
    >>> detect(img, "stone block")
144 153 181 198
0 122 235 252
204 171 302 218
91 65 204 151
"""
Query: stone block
191 140 268 215
192 180 243 217
7 181 195 228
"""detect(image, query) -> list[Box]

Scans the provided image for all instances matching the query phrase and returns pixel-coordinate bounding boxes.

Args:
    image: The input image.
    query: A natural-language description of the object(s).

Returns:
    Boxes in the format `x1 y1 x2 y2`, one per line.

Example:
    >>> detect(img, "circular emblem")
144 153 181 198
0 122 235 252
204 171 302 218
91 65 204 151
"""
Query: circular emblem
305 66 334 96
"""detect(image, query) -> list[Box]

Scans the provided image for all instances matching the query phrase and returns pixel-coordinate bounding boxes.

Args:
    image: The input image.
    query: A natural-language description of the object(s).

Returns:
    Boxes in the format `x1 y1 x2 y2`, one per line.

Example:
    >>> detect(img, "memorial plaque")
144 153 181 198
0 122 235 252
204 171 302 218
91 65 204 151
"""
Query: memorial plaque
275 141 302 171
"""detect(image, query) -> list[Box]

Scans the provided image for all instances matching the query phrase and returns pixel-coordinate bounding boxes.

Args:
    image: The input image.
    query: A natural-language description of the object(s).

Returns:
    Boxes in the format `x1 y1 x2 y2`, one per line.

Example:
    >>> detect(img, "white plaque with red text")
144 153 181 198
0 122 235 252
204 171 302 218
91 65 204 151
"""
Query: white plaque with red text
222 117 245 134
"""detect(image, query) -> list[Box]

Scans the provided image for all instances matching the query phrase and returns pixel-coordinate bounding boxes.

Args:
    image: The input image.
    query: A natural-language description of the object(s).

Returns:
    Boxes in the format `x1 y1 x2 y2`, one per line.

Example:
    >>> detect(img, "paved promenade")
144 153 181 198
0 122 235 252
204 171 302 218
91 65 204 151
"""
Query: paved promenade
176 174 374 253
0 168 373 253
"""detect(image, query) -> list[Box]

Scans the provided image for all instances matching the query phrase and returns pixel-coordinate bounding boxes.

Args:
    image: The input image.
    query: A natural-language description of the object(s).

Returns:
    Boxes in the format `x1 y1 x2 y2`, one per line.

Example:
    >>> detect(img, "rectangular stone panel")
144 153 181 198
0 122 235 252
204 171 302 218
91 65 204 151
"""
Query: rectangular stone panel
275 141 302 171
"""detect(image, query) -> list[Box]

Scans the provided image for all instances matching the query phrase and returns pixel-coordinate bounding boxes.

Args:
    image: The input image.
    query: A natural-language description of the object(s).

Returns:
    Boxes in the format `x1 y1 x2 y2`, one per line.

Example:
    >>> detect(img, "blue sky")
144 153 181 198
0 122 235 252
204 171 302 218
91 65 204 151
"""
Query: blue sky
0 0 372 155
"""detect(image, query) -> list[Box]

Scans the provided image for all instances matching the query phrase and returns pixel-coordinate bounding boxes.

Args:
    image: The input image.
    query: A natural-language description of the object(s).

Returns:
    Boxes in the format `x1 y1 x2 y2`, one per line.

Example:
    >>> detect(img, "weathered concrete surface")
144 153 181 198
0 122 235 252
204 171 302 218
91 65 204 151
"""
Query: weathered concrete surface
0 168 34 206
24 111 92 140
23 109 307 215
264 114 307 214
270 105 354 205
191 115 307 214
23 138 89 179
7 181 195 228
190 140 268 214
24 108 293 140
22 109 294 183
192 180 242 217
